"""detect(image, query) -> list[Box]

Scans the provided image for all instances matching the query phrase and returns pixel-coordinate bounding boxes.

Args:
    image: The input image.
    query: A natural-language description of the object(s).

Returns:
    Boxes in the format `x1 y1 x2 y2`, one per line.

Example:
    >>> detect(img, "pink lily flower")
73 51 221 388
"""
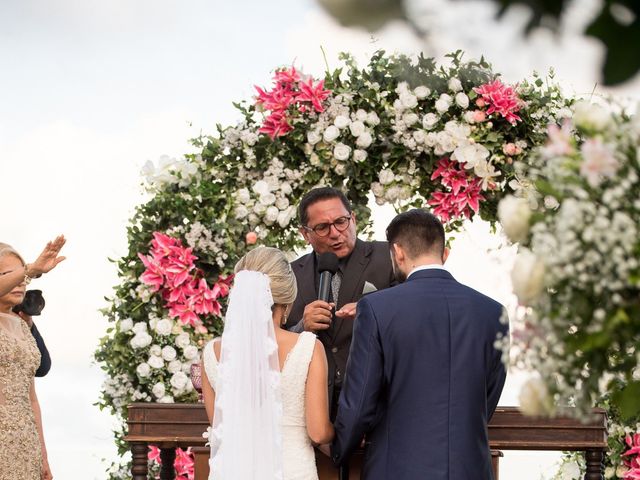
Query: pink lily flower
259 112 293 139
274 66 301 85
474 79 522 124
297 78 331 113
138 253 165 292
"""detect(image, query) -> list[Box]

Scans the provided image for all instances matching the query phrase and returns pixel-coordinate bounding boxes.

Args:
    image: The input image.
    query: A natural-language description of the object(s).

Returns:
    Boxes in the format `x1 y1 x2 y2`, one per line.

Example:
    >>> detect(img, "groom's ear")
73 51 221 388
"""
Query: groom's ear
391 243 404 263
442 247 450 264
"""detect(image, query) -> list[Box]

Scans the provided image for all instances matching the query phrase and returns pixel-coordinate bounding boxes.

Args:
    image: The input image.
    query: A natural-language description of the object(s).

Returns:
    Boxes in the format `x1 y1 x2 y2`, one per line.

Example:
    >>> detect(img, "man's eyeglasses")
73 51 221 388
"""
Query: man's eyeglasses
303 215 352 237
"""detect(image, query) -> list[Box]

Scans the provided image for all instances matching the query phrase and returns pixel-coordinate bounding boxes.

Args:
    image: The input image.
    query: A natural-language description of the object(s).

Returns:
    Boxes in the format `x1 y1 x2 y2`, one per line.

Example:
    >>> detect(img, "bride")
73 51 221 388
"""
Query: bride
200 246 334 479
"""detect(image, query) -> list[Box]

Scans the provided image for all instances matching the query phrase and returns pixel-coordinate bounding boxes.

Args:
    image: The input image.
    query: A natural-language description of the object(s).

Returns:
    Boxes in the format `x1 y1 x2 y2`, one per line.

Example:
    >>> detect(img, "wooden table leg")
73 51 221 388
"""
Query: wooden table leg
160 447 177 480
491 450 503 480
131 442 149 480
584 449 604 480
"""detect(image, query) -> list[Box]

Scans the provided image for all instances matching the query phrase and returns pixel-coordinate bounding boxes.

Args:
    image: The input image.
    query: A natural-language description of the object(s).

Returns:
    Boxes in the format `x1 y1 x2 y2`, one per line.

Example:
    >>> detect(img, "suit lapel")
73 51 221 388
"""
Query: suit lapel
332 240 371 341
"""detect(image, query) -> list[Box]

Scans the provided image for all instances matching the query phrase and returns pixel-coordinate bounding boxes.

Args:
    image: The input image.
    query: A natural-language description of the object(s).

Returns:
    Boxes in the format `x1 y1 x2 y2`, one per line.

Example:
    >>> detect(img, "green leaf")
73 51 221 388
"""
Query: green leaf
612 381 640 420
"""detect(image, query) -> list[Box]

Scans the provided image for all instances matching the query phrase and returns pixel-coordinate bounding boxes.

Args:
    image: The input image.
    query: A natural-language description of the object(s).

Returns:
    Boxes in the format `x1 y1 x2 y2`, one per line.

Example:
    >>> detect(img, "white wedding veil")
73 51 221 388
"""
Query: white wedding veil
209 269 283 479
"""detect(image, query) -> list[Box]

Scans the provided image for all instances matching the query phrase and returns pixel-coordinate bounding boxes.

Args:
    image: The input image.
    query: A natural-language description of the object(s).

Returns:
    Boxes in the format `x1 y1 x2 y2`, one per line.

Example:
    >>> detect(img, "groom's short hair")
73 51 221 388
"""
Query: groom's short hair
386 209 445 258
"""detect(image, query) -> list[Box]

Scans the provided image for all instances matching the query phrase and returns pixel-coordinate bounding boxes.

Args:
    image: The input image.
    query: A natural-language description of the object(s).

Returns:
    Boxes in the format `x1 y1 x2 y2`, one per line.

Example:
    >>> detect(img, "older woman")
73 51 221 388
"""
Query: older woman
0 241 62 480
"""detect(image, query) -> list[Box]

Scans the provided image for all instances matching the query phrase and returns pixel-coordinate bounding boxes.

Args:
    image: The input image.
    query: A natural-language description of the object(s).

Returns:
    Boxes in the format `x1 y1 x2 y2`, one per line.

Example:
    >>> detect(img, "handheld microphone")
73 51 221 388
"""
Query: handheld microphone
317 252 339 302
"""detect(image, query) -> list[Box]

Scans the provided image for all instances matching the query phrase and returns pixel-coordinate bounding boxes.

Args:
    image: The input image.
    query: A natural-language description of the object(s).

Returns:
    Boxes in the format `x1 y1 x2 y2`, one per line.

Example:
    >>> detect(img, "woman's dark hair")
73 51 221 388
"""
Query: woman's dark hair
386 209 445 258
298 187 352 226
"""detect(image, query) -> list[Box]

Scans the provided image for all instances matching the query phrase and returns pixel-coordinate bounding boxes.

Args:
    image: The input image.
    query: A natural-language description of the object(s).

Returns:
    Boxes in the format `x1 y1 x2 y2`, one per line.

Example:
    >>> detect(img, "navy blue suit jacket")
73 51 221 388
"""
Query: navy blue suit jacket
332 268 508 480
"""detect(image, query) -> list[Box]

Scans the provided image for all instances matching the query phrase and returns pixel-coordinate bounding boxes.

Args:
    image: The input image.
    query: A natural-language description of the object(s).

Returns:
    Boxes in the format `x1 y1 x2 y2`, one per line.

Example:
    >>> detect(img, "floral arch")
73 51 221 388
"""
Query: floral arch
95 51 640 479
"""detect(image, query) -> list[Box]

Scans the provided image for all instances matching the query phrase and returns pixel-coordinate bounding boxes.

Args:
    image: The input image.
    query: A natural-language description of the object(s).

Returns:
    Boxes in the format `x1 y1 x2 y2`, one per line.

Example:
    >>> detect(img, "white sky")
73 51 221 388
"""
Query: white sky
2 0 638 478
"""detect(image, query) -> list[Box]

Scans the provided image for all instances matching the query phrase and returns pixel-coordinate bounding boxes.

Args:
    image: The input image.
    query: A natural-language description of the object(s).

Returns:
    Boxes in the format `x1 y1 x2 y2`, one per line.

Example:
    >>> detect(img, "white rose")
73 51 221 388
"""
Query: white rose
498 196 531 243
604 466 615 479
323 125 340 143
414 85 431 99
448 77 463 92
334 115 350 129
132 322 148 334
511 248 545 305
259 192 276 206
572 100 612 133
455 92 469 109
148 355 164 369
307 130 322 145
152 382 166 399
349 121 366 137
168 360 183 374
355 109 367 122
436 131 456 153
403 112 419 126
162 345 177 362
396 81 410 94
379 169 395 185
150 345 162 356
277 206 297 228
183 345 199 361
170 371 189 391
464 111 477 124
557 461 581 480
353 149 368 163
424 132 438 148
412 130 426 144
136 363 151 378
175 333 190 349
519 377 553 416
371 182 384 196
234 205 249 219
148 317 158 331
252 180 270 196
399 92 418 109
120 318 133 332
236 188 251 204
435 94 452 113
275 197 289 210
356 131 373 149
422 113 439 130
366 112 380 126
280 182 292 195
158 395 174 404
130 331 152 349
264 206 279 224
155 319 173 336
333 143 351 161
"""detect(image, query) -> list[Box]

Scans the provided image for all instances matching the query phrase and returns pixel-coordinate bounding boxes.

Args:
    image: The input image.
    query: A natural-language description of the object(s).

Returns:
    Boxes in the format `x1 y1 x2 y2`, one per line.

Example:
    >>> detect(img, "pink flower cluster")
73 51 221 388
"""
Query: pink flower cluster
255 66 331 139
474 79 522 125
138 232 232 330
623 433 640 479
428 158 485 222
148 446 194 480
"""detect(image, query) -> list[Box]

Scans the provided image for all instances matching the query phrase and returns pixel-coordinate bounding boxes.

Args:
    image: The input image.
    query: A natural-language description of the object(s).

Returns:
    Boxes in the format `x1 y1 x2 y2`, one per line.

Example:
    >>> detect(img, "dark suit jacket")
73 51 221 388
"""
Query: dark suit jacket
31 323 51 377
285 239 395 407
332 268 508 480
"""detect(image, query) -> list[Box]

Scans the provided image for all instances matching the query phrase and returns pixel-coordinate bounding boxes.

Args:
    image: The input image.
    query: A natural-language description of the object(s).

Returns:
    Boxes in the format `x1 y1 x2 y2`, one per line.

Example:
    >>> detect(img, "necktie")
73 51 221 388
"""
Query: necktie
331 270 342 306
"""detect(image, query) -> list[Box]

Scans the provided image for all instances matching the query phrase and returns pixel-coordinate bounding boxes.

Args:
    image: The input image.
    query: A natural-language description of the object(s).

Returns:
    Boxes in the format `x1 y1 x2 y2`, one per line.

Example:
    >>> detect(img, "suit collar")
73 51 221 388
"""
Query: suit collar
405 268 455 282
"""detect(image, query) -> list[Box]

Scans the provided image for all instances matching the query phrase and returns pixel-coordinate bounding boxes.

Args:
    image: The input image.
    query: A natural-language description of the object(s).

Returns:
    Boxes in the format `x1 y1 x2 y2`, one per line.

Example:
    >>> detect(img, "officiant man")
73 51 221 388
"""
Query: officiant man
285 187 395 418
332 209 508 479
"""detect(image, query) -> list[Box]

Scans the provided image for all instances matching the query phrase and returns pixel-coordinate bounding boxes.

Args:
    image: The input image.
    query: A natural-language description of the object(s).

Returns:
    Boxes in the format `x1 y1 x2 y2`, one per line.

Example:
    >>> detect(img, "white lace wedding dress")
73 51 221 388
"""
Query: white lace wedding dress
203 331 319 480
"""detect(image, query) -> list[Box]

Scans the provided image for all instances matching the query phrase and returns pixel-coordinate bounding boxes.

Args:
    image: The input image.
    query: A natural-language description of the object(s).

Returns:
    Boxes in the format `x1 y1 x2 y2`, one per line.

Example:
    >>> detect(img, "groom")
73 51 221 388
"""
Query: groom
332 209 508 479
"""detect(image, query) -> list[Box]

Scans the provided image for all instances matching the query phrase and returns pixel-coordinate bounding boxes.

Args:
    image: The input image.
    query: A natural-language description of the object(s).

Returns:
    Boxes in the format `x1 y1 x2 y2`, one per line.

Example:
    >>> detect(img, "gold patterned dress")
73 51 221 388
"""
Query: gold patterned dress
0 312 42 480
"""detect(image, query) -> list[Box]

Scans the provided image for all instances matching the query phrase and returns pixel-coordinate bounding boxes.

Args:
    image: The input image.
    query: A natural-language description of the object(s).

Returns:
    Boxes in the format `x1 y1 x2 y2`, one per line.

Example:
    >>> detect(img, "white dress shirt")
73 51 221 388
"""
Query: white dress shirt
407 263 447 279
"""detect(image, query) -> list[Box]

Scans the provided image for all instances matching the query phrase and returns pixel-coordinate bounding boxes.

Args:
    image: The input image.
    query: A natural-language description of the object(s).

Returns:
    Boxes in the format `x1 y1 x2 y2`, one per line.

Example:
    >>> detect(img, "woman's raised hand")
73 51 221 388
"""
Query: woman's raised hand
28 235 66 276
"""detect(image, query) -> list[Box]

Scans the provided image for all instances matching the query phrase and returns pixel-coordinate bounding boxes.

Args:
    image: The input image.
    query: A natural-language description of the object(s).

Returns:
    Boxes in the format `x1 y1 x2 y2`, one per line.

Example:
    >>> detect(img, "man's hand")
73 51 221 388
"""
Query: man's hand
335 302 357 321
303 300 334 332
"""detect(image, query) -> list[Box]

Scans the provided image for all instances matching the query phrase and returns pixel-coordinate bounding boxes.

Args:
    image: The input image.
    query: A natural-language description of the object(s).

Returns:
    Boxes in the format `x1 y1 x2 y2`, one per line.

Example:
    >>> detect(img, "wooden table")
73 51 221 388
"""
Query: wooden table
126 404 607 480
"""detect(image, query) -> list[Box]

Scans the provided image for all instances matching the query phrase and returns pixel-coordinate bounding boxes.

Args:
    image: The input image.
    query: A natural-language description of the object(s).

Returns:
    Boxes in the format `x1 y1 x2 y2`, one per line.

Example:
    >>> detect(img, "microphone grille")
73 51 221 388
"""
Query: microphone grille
317 252 339 274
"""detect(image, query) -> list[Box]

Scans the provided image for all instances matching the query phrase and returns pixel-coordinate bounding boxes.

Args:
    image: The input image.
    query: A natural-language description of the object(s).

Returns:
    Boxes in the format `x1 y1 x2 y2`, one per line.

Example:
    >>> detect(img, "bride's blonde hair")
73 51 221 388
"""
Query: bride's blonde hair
234 246 297 305
0 243 26 265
